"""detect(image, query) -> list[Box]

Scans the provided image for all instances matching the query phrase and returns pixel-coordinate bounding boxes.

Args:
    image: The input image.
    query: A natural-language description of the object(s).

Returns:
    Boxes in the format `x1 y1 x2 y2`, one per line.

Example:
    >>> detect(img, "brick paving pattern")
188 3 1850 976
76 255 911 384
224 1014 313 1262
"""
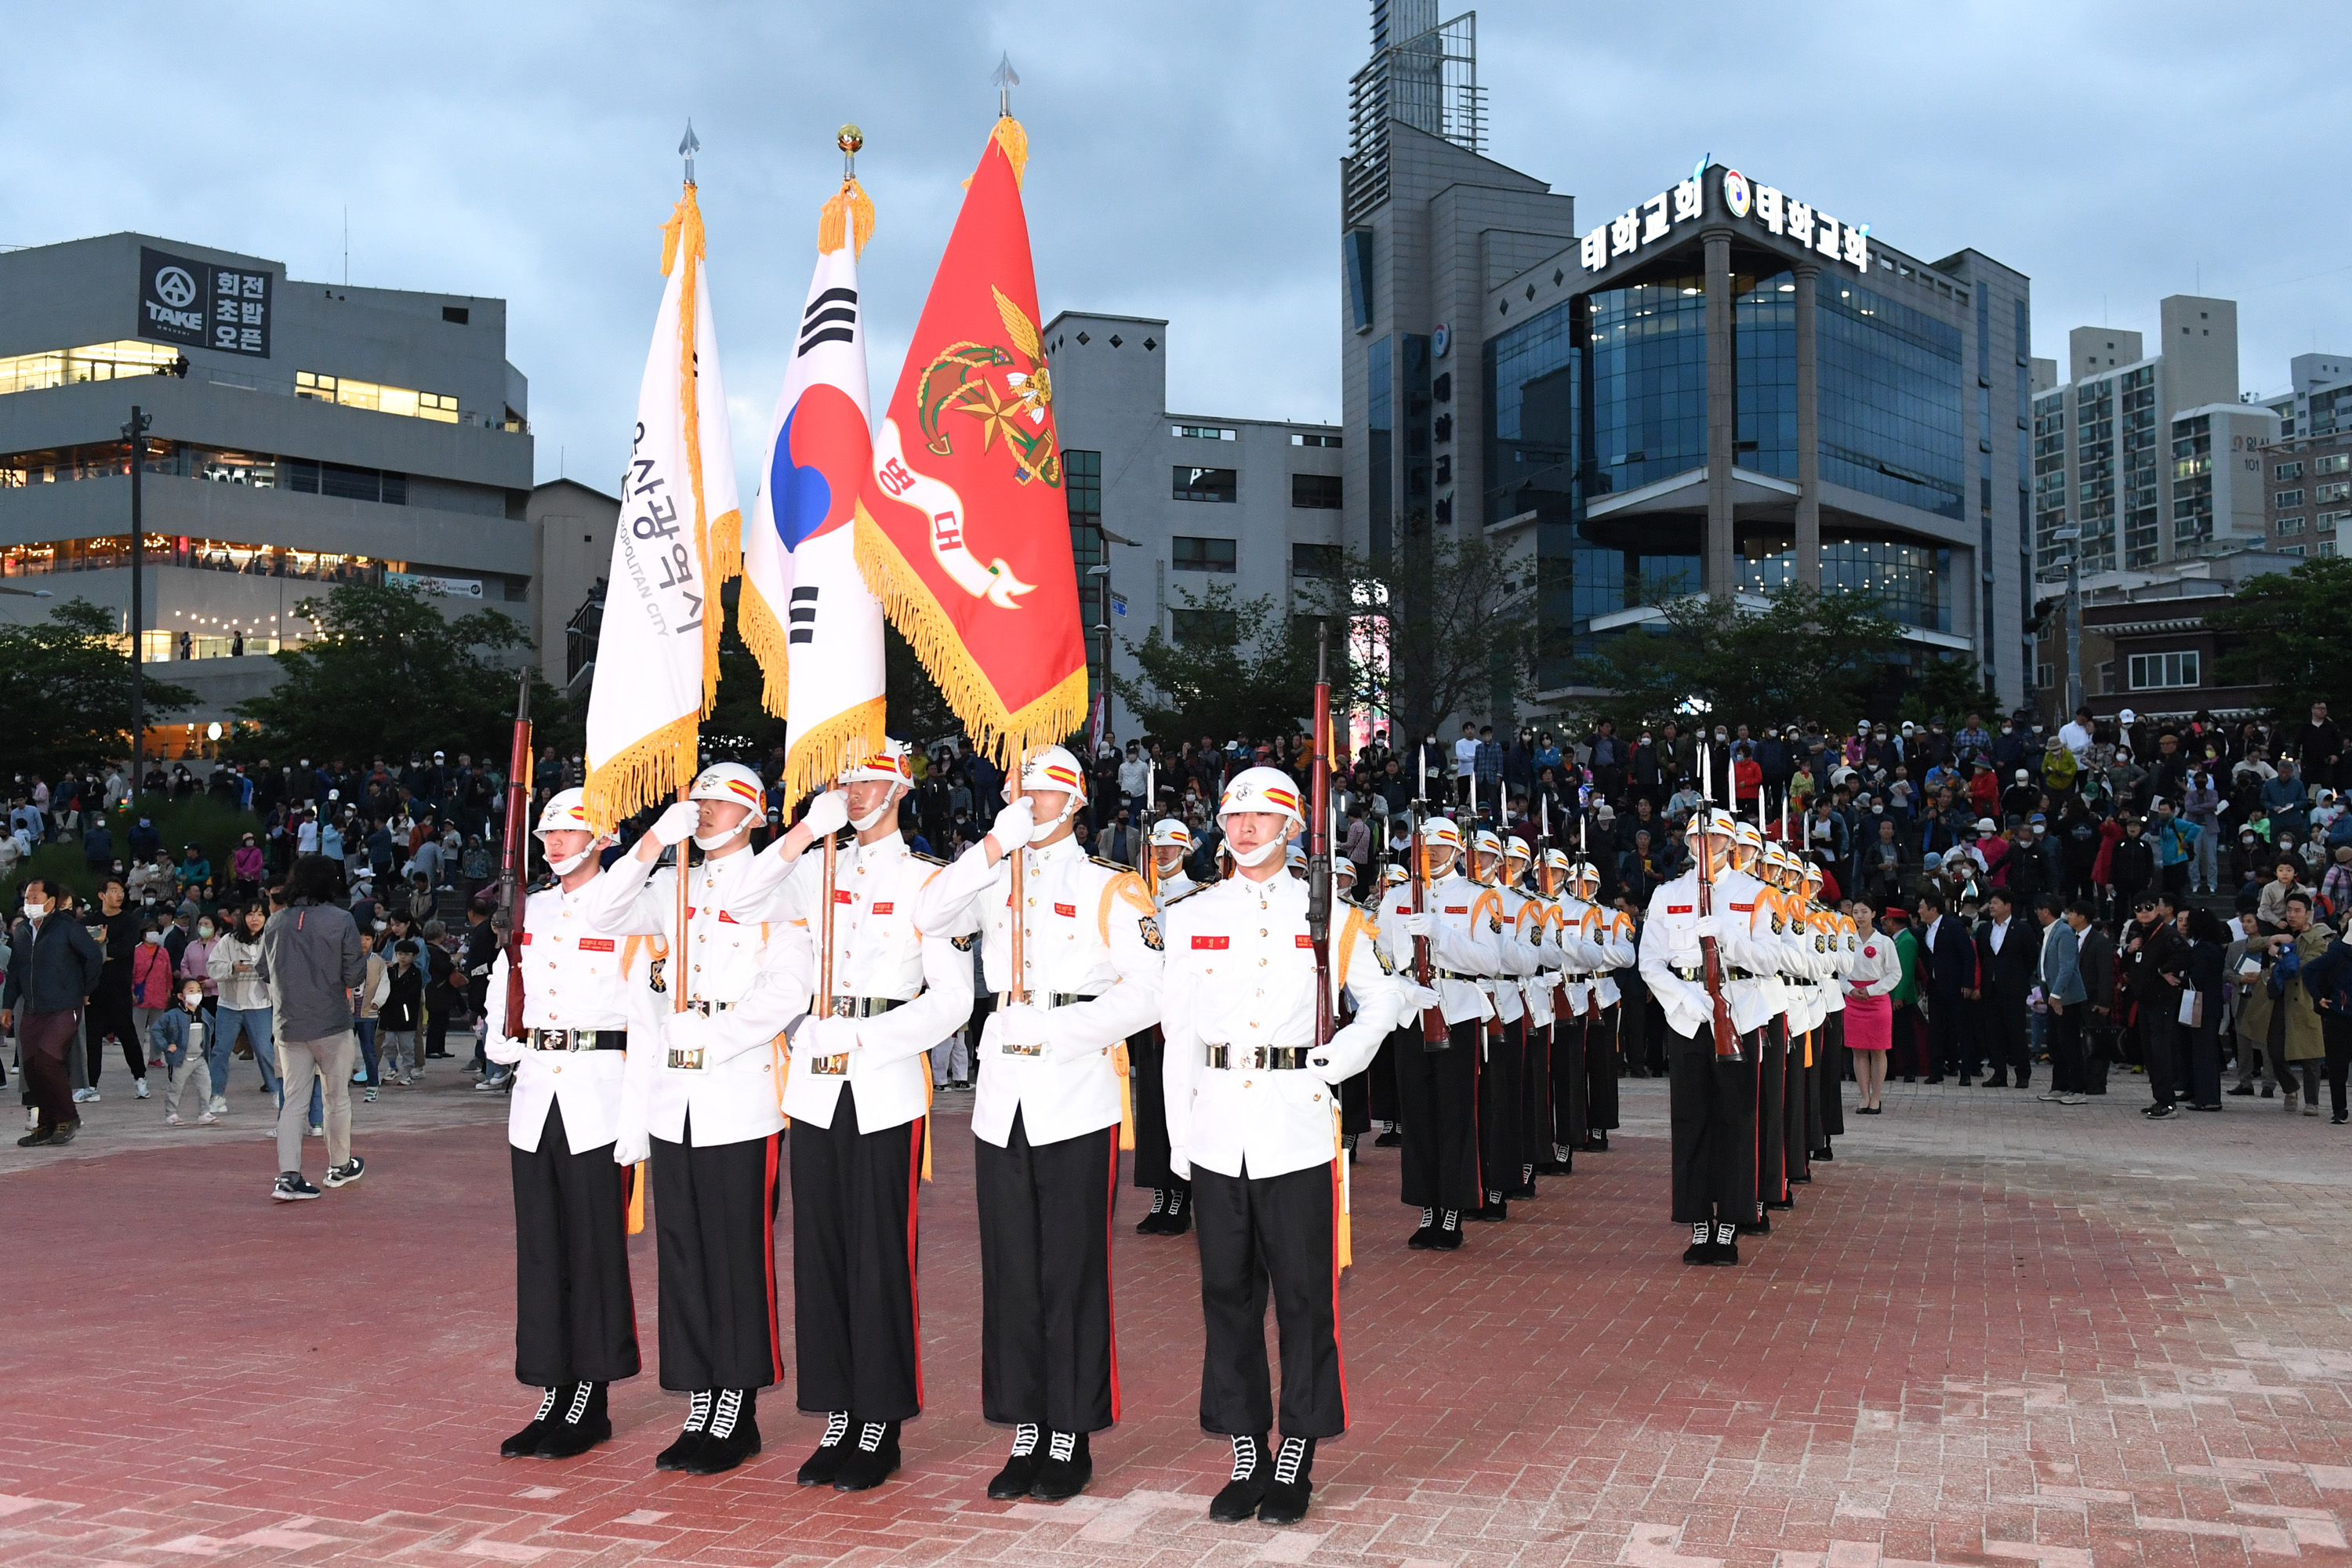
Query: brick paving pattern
7 1064 2352 1566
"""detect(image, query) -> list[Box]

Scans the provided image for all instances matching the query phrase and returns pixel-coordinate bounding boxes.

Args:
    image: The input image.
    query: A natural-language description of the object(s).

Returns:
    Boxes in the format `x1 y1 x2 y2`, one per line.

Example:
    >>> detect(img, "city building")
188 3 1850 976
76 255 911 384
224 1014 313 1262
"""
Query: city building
1335 3 2034 715
2029 548 2299 727
522 478 619 688
2027 296 2259 585
1041 310 1345 741
2263 427 2352 558
0 231 545 750
2260 351 2352 439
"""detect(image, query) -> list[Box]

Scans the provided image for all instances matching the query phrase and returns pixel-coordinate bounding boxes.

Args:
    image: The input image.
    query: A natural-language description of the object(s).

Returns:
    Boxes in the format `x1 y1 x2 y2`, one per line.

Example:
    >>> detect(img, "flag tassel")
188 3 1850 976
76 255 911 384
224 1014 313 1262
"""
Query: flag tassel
779 697 888 815
583 711 699 837
736 575 794 718
818 176 876 257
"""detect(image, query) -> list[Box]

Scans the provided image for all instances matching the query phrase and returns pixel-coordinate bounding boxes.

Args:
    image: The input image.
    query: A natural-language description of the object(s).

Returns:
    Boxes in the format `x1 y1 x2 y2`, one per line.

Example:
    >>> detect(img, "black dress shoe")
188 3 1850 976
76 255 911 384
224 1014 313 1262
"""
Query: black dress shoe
1814 1145 1834 1161
655 1392 713 1472
1682 1226 1714 1265
1925 1075 1944 1084
1468 1196 1508 1222
1584 1131 1610 1152
1432 1210 1465 1249
1257 1436 1316 1525
535 1382 611 1458
1406 1210 1439 1249
1209 1436 1268 1523
1739 1214 1771 1236
15 1127 53 1148
1531 1159 1570 1176
2228 1084 2256 1096
985 1425 1044 1500
1373 1129 1403 1147
798 1412 854 1486
1980 1076 2007 1088
1135 1191 1169 1234
503 1388 561 1457
1160 1188 1192 1236
1708 1236 1741 1266
1029 1432 1091 1501
685 1390 760 1475
832 1419 900 1491
1504 1180 1537 1200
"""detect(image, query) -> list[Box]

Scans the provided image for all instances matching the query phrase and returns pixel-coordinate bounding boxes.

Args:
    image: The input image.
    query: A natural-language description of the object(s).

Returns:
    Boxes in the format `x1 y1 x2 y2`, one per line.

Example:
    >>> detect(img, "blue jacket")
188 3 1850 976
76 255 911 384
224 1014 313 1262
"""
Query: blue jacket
2038 918 2085 1006
4 912 105 1015
148 1004 208 1059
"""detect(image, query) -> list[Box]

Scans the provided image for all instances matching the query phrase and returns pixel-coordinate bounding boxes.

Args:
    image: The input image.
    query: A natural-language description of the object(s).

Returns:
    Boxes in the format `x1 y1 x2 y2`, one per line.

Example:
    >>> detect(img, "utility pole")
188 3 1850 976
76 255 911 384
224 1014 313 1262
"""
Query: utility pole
2053 525 2082 717
124 405 152 797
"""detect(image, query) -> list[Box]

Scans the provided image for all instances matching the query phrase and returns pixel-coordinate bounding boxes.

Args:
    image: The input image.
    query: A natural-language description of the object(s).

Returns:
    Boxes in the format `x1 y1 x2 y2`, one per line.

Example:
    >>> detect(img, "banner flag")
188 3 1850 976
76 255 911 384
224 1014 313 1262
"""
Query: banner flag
742 176 887 808
853 116 1085 764
583 182 741 831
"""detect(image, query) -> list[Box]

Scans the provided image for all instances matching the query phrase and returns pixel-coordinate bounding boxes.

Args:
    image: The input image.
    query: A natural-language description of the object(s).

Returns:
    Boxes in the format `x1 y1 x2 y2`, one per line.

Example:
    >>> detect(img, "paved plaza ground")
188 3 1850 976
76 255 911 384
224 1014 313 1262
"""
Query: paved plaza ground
7 1061 2352 1568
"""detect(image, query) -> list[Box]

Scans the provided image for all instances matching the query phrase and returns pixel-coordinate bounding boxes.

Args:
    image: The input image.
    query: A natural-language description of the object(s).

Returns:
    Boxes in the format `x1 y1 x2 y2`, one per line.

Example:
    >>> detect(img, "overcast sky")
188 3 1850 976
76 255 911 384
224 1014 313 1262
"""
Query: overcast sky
9 2 2348 499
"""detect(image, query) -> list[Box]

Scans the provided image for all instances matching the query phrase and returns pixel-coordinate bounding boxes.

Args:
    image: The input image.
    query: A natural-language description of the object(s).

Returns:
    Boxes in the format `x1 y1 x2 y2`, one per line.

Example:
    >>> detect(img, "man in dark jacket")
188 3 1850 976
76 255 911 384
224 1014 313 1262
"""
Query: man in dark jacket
256 855 367 1199
4 879 106 1145
1973 888 2038 1088
2121 889 2185 1114
1916 891 1980 1083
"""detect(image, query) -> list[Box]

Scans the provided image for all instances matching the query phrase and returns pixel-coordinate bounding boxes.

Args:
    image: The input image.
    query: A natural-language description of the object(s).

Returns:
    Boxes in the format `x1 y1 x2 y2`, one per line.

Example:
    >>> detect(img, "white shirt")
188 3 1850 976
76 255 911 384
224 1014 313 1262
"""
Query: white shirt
1844 933 1901 998
1988 916 2010 955
482 877 648 1155
2058 720 2094 757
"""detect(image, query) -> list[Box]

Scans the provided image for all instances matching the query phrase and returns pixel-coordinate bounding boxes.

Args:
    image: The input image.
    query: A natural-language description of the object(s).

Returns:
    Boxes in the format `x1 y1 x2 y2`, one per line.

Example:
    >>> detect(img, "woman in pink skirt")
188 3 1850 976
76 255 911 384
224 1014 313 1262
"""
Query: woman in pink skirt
1841 905 1903 1113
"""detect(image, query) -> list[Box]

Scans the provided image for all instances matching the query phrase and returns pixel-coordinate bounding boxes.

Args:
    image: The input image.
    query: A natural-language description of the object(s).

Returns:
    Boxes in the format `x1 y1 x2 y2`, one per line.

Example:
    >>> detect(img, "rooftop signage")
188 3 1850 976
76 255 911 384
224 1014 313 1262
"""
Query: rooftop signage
1577 167 1869 278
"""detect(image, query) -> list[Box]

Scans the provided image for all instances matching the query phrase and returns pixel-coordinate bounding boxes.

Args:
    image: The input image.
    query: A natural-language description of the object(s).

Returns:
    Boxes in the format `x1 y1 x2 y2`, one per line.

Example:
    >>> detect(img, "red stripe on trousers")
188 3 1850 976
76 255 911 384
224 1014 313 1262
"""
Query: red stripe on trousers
1328 1160 1350 1429
1103 1130 1122 1423
906 1125 925 1410
762 1132 784 1387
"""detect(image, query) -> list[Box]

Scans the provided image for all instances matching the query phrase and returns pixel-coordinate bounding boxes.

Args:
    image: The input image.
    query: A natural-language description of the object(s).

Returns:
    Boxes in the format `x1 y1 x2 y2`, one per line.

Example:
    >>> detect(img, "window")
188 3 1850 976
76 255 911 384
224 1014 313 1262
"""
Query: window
2128 651 2201 690
2317 481 2351 504
442 306 470 325
1171 607 1239 646
0 339 183 398
1173 466 1237 503
1291 431 1342 448
2278 515 2307 535
296 371 460 423
2276 488 2307 509
2315 453 2350 476
1064 448 1103 629
2276 461 2306 481
1291 474 1341 510
1172 535 1236 573
283 458 408 505
1171 424 1236 441
1291 543 1338 579
2320 510 2347 534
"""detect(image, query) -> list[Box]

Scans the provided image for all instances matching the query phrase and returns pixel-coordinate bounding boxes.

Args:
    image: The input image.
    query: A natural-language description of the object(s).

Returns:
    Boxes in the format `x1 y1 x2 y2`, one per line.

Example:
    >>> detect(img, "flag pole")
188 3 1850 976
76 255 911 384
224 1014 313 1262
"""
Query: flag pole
1007 748 1029 1007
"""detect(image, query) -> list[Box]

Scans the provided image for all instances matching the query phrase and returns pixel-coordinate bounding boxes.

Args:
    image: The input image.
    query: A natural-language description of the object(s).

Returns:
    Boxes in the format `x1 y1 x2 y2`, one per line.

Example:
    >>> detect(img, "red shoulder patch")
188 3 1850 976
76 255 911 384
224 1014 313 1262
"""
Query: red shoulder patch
1192 935 1229 949
1296 934 1313 948
577 937 615 953
519 932 532 946
1667 905 1693 914
870 901 893 915
1054 902 1077 917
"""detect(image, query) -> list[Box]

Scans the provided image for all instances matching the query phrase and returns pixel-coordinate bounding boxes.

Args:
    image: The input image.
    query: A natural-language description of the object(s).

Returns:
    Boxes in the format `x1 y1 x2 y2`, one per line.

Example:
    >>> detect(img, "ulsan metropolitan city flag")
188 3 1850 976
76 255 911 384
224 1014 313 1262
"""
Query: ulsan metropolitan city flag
739 175 886 808
583 181 742 832
853 115 1085 764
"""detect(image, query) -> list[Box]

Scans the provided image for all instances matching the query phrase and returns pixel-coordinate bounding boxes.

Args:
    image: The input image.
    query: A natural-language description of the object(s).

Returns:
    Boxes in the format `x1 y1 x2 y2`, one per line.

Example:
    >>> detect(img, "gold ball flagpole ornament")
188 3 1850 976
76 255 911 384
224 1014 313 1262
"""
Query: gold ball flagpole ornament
837 125 863 155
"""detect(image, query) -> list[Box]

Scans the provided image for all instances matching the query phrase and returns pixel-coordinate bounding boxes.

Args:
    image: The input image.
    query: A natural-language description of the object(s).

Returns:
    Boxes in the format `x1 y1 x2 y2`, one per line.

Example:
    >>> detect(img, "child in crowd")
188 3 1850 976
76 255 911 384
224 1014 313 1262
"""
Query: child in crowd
377 939 425 1087
153 979 219 1127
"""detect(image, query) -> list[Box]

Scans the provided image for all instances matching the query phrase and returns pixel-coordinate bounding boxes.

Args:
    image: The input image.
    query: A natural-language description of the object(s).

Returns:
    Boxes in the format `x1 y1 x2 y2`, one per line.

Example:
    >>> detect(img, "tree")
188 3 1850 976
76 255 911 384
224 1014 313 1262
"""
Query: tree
232 582 570 765
1563 580 1907 733
1112 581 1319 744
0 597 194 776
2209 557 2352 721
1899 649 1998 728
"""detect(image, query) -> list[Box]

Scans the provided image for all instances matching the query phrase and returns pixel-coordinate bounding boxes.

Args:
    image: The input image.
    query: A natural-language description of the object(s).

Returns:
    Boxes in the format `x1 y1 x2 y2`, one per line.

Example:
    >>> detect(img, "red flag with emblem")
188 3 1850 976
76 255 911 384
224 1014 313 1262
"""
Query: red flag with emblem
853 115 1085 765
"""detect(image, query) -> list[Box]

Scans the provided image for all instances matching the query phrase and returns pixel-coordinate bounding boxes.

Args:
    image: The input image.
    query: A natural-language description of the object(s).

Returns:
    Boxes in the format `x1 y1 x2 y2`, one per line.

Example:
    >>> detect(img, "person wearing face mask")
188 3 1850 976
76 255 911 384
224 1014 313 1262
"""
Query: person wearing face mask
152 980 219 1127
699 739 974 1494
5 879 105 1145
583 762 810 1477
909 744 1166 1504
1132 818 1201 1236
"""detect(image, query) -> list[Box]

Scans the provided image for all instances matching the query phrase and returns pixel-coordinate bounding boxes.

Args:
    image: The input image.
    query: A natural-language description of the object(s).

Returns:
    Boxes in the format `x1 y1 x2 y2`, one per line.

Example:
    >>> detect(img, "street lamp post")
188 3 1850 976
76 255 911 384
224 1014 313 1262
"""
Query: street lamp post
1087 561 1112 744
2052 525 2082 717
123 405 152 799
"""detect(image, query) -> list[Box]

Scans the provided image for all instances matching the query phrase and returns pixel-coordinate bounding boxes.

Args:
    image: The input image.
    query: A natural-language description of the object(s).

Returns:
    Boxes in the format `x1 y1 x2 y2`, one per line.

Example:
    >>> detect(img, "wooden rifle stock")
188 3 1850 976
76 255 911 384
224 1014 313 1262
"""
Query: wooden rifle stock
499 672 532 1043
1308 629 1332 1051
1693 820 1737 1059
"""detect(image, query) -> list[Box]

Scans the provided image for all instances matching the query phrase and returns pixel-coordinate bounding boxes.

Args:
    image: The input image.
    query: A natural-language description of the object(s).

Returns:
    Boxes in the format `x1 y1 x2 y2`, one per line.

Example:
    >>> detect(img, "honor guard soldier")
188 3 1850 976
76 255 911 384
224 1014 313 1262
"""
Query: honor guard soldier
1635 810 1775 1265
713 739 974 1492
1534 848 1603 1173
486 789 644 1461
1367 865 1412 1149
909 745 1164 1504
1379 818 1504 1249
1134 818 1199 1236
1160 768 1421 1527
1466 829 1541 1219
1501 835 1559 1192
1730 826 1792 1232
1757 845 1809 1209
591 763 809 1475
1573 859 1636 1151
1818 879 1856 1161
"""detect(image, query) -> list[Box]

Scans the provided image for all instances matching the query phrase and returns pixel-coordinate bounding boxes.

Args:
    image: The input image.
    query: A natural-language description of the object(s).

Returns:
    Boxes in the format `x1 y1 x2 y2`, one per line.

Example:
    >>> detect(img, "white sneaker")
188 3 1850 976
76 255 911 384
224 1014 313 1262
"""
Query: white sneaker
209 1095 227 1115
136 1080 151 1099
307 1123 324 1138
197 1111 220 1126
2060 1093 2088 1105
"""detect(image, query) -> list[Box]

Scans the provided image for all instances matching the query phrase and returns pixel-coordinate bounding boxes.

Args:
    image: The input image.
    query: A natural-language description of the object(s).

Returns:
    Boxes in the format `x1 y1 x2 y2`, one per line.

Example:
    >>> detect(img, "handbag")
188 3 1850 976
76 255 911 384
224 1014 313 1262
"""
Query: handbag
2177 989 2204 1029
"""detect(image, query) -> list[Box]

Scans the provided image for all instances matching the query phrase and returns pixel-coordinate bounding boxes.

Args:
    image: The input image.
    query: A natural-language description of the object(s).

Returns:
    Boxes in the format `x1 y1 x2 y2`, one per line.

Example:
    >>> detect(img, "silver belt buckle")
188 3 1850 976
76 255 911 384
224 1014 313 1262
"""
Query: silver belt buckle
666 1045 705 1071
809 1053 850 1076
1000 1040 1044 1057
827 995 857 1019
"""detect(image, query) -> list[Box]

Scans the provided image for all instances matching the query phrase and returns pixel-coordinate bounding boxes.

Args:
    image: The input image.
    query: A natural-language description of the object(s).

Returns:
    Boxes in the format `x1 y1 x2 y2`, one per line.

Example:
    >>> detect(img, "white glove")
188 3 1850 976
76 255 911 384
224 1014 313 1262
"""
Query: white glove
990 798 1036 852
991 1002 1051 1055
1394 910 1436 938
1399 982 1443 1014
612 1122 651 1167
651 800 699 847
1168 1149 1192 1182
793 1014 859 1062
1692 914 1723 942
799 790 850 840
660 1011 709 1071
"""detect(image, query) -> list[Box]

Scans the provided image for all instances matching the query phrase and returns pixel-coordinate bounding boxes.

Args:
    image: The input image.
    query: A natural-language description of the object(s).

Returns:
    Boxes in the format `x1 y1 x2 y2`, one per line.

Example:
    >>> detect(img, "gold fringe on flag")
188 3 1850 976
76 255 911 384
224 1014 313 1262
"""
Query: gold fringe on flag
818 176 875 257
736 575 793 718
960 115 1028 191
583 710 699 837
660 183 731 715
853 503 1088 767
777 696 887 815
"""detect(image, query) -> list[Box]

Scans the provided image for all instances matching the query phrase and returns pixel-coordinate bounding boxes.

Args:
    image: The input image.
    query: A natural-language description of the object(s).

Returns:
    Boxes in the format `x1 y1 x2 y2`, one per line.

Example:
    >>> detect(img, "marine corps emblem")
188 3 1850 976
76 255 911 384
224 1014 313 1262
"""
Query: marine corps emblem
914 286 1060 488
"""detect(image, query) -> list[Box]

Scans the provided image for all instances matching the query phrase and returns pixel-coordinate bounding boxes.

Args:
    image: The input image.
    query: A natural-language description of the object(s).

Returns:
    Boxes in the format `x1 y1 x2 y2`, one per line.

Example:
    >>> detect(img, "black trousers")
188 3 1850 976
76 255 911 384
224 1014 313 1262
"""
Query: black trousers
2325 1012 2352 1118
84 989 140 1083
1929 998 1970 1079
2045 1007 2085 1093
1817 1014 1845 1140
1476 1017 1523 1197
1548 1015 1584 1155
1980 996 2031 1083
1127 1028 1185 1189
1756 1025 1787 1208
1366 1029 1399 1124
1394 1020 1481 1210
511 1099 641 1388
790 1085 921 1422
1668 1025 1759 1227
2141 1005 2180 1109
1584 1003 1621 1130
975 1112 1119 1433
649 1117 782 1392
1784 1031 1811 1179
1338 1062 1371 1138
1192 1160 1345 1440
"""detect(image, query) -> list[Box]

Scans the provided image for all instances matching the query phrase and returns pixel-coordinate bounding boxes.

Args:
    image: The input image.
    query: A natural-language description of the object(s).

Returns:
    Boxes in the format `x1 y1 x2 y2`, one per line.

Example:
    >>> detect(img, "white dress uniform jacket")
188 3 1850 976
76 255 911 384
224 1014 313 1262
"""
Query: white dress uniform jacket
909 833 1163 1149
726 831 972 1133
1160 873 1411 1181
1636 867 1780 1039
483 878 648 1154
1485 883 1543 1025
581 848 800 1148
1373 869 1503 1025
1154 869 1197 908
1590 904 1637 1007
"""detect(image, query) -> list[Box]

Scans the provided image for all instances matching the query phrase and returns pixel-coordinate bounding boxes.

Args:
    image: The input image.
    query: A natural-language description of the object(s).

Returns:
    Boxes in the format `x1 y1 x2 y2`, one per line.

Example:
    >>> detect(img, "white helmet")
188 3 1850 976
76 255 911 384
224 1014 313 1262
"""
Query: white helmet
688 762 765 850
1504 834 1533 863
1149 818 1193 850
1417 816 1463 851
1285 844 1308 873
1218 767 1305 829
1009 745 1087 804
1383 863 1410 885
534 787 612 876
839 737 915 788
